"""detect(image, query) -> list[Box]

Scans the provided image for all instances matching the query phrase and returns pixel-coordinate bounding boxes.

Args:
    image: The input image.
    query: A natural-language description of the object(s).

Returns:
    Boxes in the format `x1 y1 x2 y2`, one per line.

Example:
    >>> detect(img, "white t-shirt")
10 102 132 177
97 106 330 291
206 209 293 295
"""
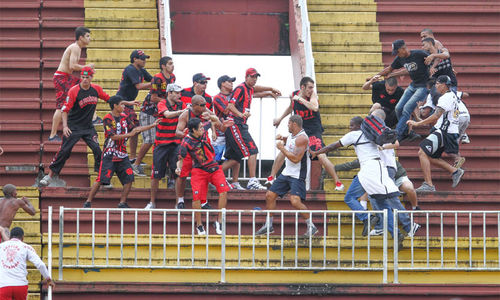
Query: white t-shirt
339 130 380 163
379 146 397 169
0 238 50 287
282 130 310 181
422 93 436 110
434 91 459 134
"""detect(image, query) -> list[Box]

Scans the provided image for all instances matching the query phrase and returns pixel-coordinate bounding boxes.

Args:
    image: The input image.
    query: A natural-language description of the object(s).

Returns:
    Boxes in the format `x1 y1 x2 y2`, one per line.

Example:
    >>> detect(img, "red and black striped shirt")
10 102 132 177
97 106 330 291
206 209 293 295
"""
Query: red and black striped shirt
180 87 213 111
179 134 219 173
212 92 231 137
155 99 186 145
228 82 253 124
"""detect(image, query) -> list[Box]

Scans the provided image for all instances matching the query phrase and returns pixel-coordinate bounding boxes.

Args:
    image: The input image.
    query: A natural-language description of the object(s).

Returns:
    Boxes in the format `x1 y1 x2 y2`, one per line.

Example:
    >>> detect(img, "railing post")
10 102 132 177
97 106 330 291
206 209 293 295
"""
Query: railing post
393 209 399 284
382 209 388 284
220 208 226 283
58 206 64 280
47 206 53 300
162 0 172 56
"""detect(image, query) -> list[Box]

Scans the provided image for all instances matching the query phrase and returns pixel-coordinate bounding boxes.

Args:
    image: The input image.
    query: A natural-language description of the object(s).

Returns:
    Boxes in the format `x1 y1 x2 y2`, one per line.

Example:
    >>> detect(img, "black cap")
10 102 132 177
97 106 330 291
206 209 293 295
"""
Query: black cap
192 73 210 83
436 75 452 86
391 39 405 56
217 75 236 88
130 50 150 62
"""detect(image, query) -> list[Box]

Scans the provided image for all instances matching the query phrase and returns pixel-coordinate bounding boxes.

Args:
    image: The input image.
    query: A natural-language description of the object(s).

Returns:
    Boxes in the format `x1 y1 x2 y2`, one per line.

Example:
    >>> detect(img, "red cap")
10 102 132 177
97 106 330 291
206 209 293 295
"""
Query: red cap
245 68 260 77
81 66 94 76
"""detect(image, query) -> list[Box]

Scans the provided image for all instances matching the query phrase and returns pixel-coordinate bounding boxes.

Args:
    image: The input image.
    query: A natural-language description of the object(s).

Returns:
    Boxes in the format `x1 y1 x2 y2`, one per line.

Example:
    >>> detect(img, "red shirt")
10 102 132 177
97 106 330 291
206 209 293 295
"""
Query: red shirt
180 87 213 111
228 82 253 124
212 92 231 137
141 72 176 116
155 99 186 145
179 134 219 173
102 113 135 161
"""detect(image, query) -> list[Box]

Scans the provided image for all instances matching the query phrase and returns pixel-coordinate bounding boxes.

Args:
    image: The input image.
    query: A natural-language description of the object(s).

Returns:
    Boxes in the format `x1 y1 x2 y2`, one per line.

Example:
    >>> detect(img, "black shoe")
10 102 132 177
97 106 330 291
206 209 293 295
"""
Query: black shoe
48 135 62 142
118 202 130 208
83 201 91 208
92 116 103 126
176 202 185 209
401 131 421 143
362 219 369 237
397 232 405 252
201 203 212 209
167 179 175 189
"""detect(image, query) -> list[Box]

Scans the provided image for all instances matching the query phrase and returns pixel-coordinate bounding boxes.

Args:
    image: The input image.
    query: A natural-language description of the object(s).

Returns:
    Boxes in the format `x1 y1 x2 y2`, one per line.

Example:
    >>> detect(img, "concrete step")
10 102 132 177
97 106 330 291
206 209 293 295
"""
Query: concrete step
314 51 382 64
84 8 158 29
311 31 380 44
84 0 157 8
86 48 161 68
308 1 376 13
87 29 159 49
316 72 374 86
309 12 377 23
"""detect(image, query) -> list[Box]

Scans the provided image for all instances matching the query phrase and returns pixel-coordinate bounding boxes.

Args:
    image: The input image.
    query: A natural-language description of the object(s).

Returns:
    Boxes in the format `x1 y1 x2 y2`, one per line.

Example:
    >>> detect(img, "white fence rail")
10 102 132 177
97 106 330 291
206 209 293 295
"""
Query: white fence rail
298 0 316 81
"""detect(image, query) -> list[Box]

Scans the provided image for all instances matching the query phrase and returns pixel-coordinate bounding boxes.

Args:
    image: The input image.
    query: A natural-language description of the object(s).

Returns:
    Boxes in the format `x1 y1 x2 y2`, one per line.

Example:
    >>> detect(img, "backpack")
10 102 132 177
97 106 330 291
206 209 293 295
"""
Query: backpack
360 115 398 146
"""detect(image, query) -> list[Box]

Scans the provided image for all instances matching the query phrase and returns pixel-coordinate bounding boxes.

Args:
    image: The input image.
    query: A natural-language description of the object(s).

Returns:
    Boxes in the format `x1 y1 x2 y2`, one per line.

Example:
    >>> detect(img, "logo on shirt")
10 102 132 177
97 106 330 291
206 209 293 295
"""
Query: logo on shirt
1 244 21 269
404 62 418 72
79 96 98 108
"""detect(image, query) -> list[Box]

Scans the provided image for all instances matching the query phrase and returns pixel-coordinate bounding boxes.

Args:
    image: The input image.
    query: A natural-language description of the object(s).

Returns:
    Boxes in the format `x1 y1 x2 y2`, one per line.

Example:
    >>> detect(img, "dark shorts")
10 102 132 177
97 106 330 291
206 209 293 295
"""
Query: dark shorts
124 106 140 128
306 132 325 161
269 174 307 201
420 129 459 159
96 155 134 185
152 143 179 179
191 167 230 202
224 123 259 160
53 72 80 109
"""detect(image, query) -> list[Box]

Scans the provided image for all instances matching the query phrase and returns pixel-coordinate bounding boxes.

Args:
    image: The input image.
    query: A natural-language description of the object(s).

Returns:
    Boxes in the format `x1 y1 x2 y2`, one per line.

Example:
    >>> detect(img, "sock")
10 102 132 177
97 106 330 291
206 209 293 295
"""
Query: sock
201 202 208 207
360 200 368 210
178 197 184 203
412 206 417 210
306 218 314 227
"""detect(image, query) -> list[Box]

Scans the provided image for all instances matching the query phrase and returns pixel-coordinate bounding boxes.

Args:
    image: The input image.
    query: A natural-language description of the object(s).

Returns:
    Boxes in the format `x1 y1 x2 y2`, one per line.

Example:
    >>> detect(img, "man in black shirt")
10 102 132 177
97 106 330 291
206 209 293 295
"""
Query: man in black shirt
367 40 430 141
116 50 153 163
362 76 404 128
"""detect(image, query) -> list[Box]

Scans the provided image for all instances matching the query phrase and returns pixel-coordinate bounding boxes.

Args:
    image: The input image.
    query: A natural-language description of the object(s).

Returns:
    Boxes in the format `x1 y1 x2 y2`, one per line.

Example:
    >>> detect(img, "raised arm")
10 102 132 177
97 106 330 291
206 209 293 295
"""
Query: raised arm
17 197 36 216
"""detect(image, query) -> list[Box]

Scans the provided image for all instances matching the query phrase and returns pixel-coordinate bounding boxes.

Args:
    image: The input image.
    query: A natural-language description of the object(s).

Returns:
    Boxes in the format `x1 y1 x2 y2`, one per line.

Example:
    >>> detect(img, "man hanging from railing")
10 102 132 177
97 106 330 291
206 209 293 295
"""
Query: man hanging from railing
176 117 233 235
269 76 344 191
256 115 318 237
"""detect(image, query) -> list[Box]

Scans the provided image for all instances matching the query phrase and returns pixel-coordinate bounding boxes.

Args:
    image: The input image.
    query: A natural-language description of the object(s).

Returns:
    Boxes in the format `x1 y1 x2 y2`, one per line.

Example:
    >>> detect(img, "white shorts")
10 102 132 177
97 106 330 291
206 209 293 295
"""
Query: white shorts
358 159 399 196
395 175 411 188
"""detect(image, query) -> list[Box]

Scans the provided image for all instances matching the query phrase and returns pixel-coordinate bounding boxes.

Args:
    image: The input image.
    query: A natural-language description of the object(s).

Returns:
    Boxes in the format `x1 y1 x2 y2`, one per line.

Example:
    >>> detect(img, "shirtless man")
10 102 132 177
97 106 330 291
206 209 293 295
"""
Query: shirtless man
0 184 36 242
49 27 95 142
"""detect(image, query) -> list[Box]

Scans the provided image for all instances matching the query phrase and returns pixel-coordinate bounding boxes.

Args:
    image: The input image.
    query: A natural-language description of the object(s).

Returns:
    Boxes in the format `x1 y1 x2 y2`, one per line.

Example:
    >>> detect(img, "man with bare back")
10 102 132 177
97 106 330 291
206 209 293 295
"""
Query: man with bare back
0 184 36 242
48 26 95 142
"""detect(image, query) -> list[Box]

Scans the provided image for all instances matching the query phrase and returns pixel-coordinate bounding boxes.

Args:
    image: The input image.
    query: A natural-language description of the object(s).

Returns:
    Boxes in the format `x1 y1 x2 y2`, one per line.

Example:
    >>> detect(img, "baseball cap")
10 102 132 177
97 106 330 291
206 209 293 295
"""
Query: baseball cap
130 50 150 61
166 83 183 92
81 66 94 76
246 68 260 77
436 75 452 86
217 75 236 88
192 73 210 83
391 39 405 56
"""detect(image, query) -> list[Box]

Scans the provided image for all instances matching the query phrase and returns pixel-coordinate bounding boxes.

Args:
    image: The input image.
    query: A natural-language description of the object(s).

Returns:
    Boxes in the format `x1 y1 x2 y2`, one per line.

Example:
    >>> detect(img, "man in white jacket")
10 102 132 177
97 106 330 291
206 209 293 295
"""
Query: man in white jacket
0 227 55 298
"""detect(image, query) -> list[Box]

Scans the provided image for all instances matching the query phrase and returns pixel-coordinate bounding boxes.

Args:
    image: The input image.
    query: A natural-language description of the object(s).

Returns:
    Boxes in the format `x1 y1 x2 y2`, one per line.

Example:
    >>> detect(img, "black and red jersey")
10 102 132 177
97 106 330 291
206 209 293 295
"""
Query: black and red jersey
228 82 253 124
62 83 110 130
212 92 231 137
179 134 219 173
141 72 176 116
180 87 213 111
102 113 134 161
291 90 323 135
155 99 186 145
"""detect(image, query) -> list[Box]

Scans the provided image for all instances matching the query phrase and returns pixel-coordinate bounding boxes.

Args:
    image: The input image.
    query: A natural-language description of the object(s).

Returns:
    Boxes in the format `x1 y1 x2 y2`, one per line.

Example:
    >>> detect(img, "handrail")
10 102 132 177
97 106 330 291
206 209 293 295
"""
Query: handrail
298 0 316 82
159 0 173 56
49 206 389 283
393 210 500 284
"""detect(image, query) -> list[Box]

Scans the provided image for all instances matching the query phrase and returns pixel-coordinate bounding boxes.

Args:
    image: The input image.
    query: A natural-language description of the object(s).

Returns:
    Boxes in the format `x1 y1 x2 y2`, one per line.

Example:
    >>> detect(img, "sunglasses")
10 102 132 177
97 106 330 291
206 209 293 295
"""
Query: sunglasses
249 75 259 78
196 103 206 107
198 81 208 85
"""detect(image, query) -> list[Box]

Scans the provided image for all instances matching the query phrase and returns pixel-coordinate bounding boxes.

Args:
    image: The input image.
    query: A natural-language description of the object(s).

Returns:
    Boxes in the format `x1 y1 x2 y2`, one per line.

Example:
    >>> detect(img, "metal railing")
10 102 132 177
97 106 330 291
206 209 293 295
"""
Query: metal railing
161 0 173 56
47 207 389 284
393 210 500 283
298 0 316 81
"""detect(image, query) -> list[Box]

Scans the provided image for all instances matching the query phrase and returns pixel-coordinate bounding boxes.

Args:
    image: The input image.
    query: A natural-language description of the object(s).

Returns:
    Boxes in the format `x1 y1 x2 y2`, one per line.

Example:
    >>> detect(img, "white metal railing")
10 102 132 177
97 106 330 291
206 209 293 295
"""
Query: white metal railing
162 0 173 56
47 207 389 284
393 210 500 283
298 0 316 81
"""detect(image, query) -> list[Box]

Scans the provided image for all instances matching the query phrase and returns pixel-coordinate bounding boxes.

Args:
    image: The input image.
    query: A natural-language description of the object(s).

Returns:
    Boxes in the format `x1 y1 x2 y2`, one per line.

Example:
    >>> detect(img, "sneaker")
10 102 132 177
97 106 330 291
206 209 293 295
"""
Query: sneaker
48 135 61 142
405 131 421 143
256 224 274 235
264 176 275 187
335 181 345 192
144 202 155 209
201 203 212 210
83 201 91 208
196 225 206 236
118 202 130 209
213 221 222 235
247 180 266 190
415 182 436 193
397 232 405 251
176 202 185 209
39 175 52 187
453 157 466 169
407 223 421 238
369 229 384 236
92 116 103 126
167 179 175 189
461 134 470 144
231 182 246 190
303 225 318 237
132 164 146 176
451 168 465 188
362 219 369 237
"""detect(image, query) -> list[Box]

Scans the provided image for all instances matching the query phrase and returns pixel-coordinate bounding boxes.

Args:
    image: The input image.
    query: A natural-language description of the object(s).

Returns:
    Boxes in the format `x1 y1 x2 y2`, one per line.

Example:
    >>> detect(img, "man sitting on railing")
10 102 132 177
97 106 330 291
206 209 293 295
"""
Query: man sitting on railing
256 115 318 237
176 117 233 235
0 184 36 243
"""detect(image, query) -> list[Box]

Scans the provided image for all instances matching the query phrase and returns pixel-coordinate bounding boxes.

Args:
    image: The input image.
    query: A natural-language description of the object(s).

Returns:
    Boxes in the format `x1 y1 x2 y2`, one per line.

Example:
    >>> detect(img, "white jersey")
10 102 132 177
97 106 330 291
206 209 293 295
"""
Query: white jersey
0 238 50 287
339 130 379 163
434 91 460 134
282 130 310 181
379 146 397 169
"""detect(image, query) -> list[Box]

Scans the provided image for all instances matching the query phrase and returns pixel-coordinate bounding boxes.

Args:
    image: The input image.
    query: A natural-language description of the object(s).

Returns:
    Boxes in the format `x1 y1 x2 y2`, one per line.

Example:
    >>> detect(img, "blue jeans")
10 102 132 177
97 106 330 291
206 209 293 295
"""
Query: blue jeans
395 83 429 139
214 144 225 162
344 176 368 221
370 196 411 238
